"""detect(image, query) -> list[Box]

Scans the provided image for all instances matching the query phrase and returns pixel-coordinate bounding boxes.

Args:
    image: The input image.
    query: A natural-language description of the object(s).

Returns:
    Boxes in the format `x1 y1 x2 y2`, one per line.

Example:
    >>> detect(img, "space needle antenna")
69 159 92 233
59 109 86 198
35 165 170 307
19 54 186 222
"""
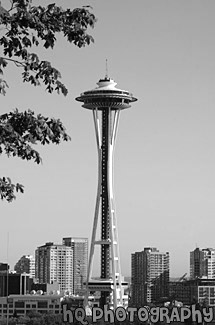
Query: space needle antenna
105 59 108 79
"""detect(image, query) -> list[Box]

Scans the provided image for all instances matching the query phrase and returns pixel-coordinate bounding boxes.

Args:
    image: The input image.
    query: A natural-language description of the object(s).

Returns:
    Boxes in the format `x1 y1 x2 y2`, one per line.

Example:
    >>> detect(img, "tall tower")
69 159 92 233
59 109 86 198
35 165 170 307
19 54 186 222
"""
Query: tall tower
76 75 137 309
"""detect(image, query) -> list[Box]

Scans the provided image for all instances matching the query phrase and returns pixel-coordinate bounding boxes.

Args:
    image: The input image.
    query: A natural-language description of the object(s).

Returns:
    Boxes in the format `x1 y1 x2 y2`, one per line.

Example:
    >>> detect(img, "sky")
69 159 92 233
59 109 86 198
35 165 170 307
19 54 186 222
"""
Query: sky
1 0 215 278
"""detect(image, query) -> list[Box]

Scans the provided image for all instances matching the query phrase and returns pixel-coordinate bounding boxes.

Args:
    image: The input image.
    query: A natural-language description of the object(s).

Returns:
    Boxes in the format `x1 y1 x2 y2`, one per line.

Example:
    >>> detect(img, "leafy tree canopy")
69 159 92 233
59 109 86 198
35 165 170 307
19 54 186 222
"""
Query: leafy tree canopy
0 0 96 95
0 0 96 202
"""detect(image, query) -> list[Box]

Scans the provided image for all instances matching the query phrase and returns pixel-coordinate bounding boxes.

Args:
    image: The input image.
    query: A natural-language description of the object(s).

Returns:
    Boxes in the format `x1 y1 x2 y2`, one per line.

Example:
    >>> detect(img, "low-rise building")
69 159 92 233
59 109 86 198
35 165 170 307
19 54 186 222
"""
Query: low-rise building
0 293 63 317
0 273 33 296
169 280 191 305
169 278 215 306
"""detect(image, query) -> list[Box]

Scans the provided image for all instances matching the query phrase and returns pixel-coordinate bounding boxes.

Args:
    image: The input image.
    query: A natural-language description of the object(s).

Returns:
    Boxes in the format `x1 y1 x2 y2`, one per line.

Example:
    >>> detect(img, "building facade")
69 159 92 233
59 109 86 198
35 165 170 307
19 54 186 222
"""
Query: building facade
0 263 9 273
35 242 73 293
190 248 215 279
0 273 33 297
14 255 35 278
62 237 88 294
0 293 62 317
131 247 169 306
169 280 191 305
170 278 215 306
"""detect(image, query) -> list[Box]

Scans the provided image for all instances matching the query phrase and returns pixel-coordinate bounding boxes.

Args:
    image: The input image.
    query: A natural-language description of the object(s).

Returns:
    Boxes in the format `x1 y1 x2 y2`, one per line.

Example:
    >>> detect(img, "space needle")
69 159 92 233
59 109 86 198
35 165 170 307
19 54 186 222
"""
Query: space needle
76 69 137 310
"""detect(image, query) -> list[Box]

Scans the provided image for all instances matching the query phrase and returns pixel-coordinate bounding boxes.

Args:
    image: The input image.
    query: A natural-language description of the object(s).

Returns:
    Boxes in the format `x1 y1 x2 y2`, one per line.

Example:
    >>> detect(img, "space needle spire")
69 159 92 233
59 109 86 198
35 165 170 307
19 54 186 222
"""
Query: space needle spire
76 72 137 310
105 59 108 79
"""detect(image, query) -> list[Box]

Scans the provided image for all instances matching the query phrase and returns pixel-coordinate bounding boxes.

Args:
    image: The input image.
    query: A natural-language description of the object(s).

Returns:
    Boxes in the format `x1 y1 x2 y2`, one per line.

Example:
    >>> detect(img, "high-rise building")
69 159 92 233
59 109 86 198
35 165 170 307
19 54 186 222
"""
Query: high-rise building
14 255 35 278
190 248 215 279
35 242 73 293
131 247 169 306
62 237 88 294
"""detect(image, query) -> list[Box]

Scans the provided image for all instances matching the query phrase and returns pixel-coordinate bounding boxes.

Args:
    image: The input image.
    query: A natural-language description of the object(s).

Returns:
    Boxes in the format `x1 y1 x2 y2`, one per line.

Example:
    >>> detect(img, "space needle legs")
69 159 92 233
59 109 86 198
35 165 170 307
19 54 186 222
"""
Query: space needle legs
85 107 123 309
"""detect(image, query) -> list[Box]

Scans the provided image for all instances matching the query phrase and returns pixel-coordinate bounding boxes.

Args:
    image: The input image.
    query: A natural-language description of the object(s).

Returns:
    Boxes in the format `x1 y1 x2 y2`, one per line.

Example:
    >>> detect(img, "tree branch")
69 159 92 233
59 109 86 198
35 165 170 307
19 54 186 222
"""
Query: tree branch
0 57 25 67
8 1 16 13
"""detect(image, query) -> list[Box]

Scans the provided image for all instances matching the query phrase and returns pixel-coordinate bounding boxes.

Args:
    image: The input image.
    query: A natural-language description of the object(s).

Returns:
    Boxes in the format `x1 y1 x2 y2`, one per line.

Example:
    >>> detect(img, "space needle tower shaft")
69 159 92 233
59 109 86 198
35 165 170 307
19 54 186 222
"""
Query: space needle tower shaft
76 74 137 309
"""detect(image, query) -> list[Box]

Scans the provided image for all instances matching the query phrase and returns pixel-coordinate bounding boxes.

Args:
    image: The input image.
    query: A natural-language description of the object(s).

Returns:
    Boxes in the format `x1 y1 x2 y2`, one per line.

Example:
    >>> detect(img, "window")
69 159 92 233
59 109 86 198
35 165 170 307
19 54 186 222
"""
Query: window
38 301 48 308
210 287 215 297
17 310 25 314
210 299 215 305
15 302 24 308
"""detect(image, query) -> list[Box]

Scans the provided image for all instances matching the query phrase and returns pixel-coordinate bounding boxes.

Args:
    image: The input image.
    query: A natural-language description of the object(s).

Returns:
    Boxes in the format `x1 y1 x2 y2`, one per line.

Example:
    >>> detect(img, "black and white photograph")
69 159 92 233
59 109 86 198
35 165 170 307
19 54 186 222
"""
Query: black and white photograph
0 1 215 323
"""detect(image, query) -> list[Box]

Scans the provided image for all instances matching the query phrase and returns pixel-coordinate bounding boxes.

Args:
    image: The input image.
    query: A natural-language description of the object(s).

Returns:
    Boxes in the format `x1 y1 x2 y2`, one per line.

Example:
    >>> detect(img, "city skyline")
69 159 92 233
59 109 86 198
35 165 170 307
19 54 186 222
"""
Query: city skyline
6 243 215 280
1 0 215 278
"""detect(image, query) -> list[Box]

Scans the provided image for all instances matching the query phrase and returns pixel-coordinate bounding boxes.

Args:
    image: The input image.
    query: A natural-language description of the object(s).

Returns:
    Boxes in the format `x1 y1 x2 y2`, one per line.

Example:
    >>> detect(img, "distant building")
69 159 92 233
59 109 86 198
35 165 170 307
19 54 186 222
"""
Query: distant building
0 273 33 296
31 281 60 295
62 237 88 294
0 263 9 273
169 279 190 305
0 293 62 317
131 247 169 306
190 248 215 279
14 255 35 278
170 278 215 306
35 242 73 293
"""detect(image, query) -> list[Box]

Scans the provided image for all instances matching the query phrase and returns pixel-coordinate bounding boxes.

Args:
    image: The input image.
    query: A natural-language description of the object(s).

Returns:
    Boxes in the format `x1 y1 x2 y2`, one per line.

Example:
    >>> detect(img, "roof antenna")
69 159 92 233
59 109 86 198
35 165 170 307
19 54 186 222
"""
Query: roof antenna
105 59 109 79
